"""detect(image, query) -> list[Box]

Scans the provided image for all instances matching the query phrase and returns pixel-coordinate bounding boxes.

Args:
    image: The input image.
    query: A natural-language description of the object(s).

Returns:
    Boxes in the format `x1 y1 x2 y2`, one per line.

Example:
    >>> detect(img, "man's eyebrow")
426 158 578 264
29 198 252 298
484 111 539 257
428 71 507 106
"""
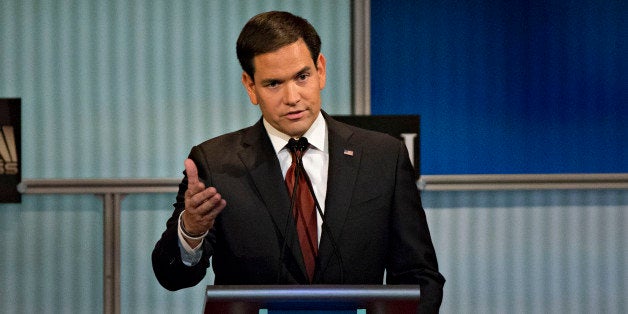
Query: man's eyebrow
259 66 312 85
260 78 282 85
295 66 312 77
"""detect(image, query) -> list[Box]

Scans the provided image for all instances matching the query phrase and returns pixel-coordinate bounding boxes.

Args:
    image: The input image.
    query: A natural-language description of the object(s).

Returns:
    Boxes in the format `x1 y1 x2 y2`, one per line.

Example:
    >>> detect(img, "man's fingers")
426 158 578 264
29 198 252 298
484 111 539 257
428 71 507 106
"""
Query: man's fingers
201 198 227 219
184 190 227 233
198 198 227 228
191 188 222 211
187 187 225 213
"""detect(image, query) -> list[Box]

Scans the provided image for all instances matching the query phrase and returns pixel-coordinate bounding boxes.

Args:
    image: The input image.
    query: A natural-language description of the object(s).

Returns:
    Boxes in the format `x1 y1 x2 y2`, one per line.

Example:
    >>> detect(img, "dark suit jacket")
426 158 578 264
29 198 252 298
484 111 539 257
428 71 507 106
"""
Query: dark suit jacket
152 111 445 312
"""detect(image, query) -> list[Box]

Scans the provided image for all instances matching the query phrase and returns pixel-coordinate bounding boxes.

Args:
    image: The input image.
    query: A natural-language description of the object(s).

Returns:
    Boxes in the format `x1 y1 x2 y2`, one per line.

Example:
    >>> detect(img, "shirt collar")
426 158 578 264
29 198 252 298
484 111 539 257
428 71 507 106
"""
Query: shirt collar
264 112 327 154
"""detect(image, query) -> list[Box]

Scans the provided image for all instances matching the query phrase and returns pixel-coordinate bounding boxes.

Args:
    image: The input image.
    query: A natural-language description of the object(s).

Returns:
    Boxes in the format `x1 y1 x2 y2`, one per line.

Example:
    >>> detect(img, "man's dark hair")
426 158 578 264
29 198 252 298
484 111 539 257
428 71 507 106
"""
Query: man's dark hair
236 11 322 80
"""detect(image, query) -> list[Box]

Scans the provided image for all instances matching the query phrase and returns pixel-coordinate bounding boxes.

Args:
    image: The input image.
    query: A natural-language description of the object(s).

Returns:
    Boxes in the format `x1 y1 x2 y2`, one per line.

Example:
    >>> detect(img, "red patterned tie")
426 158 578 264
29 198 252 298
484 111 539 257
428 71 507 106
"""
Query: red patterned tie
285 138 318 282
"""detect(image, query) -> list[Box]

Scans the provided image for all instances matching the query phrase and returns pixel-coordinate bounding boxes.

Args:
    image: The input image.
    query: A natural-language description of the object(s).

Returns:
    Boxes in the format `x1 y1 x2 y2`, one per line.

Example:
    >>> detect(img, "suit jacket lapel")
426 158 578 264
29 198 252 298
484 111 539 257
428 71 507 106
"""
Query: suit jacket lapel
316 113 361 280
236 120 309 282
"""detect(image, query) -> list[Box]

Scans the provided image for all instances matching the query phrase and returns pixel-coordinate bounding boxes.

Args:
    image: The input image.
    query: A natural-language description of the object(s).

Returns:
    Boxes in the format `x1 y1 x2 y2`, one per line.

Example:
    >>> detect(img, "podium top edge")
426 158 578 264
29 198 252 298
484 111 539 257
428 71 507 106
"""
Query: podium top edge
205 285 420 300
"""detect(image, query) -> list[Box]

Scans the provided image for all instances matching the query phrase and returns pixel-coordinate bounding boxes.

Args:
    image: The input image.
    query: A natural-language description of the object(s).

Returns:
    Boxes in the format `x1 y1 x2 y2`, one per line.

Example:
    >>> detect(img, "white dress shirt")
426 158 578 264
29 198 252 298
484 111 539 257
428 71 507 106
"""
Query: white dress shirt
265 112 329 243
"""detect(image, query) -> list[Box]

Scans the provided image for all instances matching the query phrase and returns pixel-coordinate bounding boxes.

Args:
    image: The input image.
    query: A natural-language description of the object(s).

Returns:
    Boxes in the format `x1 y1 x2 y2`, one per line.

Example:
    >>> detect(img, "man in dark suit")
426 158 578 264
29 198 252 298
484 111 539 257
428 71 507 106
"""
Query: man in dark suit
152 11 445 313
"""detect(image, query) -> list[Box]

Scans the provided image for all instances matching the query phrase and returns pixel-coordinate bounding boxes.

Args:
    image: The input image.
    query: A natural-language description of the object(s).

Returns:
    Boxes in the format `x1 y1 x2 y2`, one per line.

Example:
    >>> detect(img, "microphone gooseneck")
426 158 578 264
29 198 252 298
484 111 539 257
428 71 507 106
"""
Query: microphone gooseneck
294 137 344 283
276 138 307 283
276 137 344 284
300 161 345 284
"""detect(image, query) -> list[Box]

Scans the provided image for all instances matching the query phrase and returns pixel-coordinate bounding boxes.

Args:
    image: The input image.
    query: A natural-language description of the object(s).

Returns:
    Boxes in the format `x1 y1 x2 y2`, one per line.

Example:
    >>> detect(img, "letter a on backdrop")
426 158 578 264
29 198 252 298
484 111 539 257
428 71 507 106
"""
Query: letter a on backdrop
0 98 21 203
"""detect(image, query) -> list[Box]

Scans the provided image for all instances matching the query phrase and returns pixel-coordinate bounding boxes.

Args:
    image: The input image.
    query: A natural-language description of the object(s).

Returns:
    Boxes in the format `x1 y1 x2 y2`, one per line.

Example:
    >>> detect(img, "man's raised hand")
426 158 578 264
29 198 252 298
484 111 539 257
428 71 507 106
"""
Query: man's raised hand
181 159 227 242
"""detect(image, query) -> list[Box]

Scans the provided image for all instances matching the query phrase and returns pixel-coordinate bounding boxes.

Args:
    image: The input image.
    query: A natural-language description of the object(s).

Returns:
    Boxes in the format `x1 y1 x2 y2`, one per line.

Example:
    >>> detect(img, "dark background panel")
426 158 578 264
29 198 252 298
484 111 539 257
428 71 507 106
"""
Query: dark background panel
371 0 626 174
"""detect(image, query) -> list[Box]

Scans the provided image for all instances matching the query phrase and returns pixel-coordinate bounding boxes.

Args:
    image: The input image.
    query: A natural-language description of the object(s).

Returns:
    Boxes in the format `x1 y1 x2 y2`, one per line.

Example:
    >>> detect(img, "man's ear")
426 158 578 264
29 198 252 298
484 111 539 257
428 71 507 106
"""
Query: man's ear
241 72 258 105
317 53 327 90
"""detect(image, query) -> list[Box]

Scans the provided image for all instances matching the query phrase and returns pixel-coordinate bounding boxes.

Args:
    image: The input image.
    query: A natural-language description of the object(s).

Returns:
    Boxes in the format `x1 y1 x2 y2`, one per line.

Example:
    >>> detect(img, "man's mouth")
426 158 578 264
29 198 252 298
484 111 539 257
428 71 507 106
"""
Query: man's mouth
285 110 306 120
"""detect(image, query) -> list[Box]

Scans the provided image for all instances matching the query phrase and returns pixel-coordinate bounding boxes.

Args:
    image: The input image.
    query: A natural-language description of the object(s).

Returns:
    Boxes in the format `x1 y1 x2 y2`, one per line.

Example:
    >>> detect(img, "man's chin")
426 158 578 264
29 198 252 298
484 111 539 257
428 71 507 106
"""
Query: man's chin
284 123 311 138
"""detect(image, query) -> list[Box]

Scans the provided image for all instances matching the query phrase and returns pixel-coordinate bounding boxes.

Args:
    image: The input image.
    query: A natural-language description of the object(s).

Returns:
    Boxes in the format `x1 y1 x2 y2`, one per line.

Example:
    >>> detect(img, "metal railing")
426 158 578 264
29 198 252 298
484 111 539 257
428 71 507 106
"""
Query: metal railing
17 179 179 314
419 173 628 191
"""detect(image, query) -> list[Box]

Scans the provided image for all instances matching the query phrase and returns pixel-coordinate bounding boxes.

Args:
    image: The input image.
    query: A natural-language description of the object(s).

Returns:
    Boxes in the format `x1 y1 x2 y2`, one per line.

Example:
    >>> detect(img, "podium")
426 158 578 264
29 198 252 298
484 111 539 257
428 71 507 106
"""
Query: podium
203 285 420 313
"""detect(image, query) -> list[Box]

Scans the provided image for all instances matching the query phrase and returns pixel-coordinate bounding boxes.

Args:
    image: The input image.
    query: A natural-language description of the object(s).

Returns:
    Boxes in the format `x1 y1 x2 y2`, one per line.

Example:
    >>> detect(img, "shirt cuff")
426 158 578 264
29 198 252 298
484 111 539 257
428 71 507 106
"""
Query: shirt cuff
177 211 204 266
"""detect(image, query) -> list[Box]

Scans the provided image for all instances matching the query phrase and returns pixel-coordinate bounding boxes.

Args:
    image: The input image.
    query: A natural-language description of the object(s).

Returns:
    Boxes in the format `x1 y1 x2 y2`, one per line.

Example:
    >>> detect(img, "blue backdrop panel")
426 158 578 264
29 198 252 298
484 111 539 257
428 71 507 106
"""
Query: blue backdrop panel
371 0 626 175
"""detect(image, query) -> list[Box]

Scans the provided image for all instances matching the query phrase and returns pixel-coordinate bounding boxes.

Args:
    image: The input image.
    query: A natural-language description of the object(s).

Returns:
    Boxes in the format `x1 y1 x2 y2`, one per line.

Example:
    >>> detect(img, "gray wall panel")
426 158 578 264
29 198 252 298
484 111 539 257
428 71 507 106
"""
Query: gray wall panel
424 189 627 313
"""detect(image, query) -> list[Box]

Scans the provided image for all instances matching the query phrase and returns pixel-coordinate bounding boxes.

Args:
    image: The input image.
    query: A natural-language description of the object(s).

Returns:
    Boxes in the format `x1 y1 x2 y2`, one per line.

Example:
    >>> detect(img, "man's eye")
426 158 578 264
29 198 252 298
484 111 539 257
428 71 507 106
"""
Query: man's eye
265 81 280 88
297 73 310 81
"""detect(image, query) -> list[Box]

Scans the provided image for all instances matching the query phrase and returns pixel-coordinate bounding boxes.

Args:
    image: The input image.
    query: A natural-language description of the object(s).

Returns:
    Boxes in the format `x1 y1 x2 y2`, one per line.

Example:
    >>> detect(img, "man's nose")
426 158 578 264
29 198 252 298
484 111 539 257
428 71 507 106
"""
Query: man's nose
284 83 300 105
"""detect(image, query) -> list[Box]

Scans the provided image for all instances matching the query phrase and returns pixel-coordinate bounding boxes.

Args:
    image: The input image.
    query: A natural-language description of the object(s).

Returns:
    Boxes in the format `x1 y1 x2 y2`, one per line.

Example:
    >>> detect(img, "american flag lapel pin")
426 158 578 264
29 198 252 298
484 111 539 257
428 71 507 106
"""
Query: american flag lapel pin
343 149 354 156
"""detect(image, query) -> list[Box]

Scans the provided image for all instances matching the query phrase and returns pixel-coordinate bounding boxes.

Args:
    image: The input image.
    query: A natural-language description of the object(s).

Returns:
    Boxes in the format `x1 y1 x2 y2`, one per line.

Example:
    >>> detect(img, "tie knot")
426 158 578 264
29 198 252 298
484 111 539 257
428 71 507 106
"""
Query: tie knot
287 137 309 155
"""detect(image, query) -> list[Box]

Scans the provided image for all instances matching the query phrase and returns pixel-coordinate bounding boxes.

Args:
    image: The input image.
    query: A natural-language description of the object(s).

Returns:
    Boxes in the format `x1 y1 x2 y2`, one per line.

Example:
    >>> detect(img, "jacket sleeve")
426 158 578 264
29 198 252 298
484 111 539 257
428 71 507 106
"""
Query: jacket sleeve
151 147 215 290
